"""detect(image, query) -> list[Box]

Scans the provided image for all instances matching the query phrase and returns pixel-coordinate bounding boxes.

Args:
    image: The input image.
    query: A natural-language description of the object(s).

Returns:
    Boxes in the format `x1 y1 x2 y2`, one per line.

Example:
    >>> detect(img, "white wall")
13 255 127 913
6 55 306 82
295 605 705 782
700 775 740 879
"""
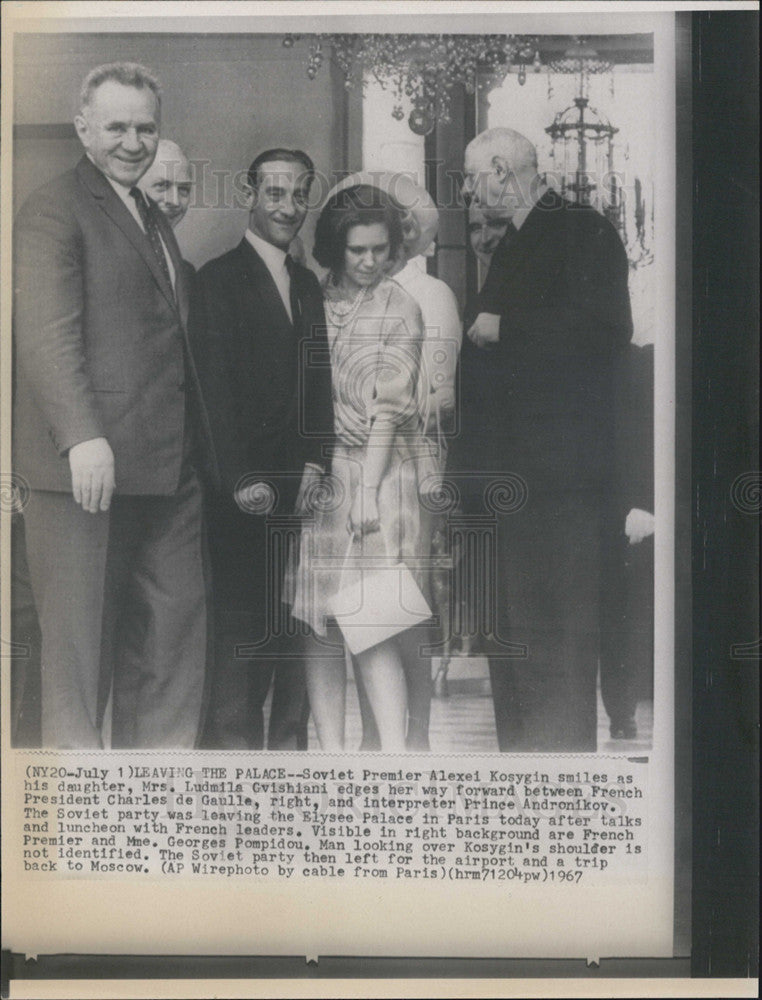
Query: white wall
361 75 426 187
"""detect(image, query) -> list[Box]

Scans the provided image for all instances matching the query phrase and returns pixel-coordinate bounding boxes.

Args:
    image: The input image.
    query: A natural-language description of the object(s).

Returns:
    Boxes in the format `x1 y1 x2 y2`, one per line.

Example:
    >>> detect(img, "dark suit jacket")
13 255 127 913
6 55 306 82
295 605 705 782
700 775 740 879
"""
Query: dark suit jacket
13 155 214 495
191 238 333 498
190 238 333 609
454 189 633 496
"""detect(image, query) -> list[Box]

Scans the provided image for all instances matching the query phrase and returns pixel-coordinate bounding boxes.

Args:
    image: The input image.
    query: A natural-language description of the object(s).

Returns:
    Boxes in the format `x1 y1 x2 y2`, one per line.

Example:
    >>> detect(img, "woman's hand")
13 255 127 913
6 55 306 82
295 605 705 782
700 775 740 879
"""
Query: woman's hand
349 485 380 536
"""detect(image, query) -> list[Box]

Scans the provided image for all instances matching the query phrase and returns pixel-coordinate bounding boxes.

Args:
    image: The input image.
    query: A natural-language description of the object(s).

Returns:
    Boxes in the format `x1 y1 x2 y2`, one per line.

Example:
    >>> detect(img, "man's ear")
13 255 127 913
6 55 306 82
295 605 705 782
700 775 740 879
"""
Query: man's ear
241 182 256 211
491 155 511 180
73 114 88 145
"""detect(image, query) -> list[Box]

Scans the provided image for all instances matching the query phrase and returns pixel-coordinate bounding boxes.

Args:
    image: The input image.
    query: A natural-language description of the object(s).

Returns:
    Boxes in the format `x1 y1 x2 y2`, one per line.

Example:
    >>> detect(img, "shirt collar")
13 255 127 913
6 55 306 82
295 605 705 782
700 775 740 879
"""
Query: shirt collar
245 228 289 272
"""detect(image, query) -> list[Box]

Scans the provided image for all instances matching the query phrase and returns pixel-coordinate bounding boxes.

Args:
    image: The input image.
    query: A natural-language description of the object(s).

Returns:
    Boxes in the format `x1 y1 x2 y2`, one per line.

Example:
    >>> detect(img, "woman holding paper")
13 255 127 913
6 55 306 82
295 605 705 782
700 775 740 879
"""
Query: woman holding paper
290 184 430 751
326 171 462 750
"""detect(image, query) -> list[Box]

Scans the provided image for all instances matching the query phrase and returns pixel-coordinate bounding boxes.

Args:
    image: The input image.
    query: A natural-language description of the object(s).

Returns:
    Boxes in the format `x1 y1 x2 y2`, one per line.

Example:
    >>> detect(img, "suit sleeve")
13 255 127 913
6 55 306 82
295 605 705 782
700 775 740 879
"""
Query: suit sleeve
189 270 249 495
14 192 104 455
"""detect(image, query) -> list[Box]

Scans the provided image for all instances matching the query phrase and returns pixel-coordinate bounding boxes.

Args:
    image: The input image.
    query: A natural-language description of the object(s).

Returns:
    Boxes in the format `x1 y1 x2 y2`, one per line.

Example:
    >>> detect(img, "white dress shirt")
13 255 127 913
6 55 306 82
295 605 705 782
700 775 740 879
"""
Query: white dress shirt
244 228 293 322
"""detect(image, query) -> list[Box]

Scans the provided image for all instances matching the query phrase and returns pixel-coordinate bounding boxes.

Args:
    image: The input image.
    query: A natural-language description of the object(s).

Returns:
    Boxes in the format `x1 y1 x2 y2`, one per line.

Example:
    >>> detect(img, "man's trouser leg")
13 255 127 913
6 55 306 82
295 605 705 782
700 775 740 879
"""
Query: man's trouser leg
109 460 208 749
24 491 110 749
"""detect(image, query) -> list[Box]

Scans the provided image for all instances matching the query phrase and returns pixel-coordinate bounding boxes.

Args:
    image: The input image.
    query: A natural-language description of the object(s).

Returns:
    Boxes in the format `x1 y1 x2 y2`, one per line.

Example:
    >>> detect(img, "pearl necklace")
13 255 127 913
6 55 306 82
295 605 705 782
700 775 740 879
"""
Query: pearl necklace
324 280 371 329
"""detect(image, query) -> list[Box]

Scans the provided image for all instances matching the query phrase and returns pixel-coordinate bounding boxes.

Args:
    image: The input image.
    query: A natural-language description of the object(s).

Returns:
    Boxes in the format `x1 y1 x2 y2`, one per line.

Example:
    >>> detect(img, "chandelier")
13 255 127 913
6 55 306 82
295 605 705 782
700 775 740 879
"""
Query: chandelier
544 41 624 237
548 39 613 86
283 32 539 134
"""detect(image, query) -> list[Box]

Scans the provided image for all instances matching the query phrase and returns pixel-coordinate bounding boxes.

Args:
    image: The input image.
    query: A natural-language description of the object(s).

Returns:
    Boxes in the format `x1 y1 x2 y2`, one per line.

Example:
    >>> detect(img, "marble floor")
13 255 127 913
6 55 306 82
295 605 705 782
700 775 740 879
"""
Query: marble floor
307 656 654 754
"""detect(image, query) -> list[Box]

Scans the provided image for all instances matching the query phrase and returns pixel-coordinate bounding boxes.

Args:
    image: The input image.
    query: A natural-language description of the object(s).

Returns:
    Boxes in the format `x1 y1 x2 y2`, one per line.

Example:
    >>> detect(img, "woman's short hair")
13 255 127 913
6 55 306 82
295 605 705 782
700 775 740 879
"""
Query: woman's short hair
313 184 403 272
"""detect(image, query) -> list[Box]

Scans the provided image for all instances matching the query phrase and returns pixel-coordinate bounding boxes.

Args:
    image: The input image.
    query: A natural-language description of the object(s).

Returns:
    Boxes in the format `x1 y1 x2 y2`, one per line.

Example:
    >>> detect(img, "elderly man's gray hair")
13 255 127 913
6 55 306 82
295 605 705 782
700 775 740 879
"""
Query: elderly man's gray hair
79 62 162 113
466 127 538 172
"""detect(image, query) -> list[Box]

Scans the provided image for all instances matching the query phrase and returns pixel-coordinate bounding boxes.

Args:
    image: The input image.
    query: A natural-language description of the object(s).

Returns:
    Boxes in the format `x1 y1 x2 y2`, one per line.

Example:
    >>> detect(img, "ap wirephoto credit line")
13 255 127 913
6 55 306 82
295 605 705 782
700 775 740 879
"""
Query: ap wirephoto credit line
1 0 685 981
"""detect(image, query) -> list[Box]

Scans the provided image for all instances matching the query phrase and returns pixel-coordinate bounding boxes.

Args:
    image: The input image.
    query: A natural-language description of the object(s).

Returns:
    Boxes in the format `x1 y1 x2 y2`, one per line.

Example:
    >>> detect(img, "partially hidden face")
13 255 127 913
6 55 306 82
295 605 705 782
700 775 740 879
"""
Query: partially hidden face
468 207 510 262
400 209 437 259
247 159 312 250
140 156 193 227
400 209 421 256
75 80 160 187
342 223 391 290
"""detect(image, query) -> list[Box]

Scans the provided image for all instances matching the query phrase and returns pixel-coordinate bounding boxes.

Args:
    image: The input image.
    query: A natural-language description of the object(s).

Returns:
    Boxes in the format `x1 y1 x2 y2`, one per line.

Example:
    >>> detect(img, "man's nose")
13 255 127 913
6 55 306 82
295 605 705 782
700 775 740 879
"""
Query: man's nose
280 193 296 217
120 128 142 151
165 184 180 206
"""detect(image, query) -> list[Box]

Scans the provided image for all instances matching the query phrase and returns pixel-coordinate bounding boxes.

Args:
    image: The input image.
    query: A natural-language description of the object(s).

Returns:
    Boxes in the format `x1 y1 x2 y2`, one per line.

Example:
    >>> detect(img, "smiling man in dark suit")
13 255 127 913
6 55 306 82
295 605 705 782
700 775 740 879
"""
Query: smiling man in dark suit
13 63 214 748
192 148 333 750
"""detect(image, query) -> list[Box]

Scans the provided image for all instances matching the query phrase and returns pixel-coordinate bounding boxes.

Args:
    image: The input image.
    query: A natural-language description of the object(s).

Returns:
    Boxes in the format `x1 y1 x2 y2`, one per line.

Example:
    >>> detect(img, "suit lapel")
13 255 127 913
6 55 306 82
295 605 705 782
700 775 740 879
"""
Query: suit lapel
76 156 178 313
494 190 566 291
238 239 294 335
235 240 304 428
155 206 189 323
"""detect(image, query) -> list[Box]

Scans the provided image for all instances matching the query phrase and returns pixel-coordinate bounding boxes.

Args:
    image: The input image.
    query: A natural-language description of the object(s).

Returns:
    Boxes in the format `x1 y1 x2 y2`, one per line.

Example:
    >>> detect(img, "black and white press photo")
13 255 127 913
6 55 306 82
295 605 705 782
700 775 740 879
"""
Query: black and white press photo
2 3 759 989
7 22 659 755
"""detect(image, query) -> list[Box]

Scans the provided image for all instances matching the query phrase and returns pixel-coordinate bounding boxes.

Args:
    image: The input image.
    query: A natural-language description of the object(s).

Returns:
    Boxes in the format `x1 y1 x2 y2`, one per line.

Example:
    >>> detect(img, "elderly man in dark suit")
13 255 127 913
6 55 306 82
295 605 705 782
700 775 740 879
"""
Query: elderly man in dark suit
454 127 633 752
13 62 214 749
192 148 333 750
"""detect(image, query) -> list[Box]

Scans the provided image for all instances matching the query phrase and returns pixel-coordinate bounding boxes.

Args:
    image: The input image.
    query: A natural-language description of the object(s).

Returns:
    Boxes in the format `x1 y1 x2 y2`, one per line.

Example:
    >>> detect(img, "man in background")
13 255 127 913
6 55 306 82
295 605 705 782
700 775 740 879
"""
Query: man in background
467 202 510 278
138 138 193 229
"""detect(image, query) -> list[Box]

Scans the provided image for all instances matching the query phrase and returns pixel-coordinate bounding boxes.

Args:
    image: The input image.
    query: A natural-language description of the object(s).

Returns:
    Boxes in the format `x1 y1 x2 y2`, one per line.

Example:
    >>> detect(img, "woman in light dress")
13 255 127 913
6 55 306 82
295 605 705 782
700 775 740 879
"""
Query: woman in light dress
290 185 431 751
325 171 463 749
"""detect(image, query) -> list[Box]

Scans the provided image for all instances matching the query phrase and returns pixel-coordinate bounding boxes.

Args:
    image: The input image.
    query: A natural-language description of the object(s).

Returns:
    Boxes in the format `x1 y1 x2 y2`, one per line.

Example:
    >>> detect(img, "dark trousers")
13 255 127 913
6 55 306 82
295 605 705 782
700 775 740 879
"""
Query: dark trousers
201 496 309 750
485 492 603 753
23 455 208 749
202 609 309 750
10 514 42 747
